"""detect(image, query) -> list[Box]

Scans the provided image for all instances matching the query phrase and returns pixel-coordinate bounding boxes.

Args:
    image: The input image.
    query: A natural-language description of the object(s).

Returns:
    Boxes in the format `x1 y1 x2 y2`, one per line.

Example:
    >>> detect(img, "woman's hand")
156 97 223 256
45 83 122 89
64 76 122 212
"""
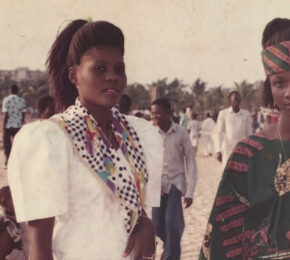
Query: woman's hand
123 214 156 260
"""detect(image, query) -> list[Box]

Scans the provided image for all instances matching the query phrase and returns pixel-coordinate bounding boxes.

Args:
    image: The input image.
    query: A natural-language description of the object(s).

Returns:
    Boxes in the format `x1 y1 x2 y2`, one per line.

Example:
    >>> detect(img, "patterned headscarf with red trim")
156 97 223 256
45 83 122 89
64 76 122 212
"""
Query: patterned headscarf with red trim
262 41 290 75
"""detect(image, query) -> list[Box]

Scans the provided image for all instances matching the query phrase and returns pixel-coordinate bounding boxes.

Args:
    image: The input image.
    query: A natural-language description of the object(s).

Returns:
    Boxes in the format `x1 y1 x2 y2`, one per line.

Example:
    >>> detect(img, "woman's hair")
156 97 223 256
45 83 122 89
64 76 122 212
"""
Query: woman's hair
262 18 290 107
46 20 125 112
37 95 54 115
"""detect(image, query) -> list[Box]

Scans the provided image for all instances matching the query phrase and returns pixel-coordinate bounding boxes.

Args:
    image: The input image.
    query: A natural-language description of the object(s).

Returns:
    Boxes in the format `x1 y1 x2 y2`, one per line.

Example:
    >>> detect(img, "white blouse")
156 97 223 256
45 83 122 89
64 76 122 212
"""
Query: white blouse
8 116 162 260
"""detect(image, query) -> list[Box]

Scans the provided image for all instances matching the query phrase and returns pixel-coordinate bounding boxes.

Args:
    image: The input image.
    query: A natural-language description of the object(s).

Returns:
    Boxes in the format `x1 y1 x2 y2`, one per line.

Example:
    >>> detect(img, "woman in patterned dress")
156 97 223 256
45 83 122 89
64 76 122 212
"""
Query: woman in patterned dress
8 20 162 260
199 18 290 260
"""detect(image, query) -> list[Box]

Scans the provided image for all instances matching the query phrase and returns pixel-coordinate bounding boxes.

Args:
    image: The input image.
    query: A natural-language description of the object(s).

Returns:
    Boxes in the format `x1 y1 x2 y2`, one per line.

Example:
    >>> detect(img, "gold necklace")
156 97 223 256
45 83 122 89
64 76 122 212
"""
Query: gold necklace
274 124 290 196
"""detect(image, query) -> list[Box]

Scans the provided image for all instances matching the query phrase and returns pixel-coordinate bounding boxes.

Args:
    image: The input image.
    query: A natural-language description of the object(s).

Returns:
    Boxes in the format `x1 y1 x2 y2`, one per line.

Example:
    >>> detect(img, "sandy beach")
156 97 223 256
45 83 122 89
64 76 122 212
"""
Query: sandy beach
0 117 222 260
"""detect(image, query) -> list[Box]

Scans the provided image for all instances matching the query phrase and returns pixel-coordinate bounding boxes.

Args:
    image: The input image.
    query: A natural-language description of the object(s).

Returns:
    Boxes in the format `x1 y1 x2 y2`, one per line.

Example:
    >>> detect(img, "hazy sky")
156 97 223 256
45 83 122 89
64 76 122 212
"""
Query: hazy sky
1 0 290 87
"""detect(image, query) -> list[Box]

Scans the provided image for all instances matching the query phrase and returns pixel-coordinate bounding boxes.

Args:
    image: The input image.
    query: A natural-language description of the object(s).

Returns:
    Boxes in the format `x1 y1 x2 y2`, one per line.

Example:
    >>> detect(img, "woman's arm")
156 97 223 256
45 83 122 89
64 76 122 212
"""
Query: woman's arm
28 217 55 260
123 210 155 260
199 140 254 259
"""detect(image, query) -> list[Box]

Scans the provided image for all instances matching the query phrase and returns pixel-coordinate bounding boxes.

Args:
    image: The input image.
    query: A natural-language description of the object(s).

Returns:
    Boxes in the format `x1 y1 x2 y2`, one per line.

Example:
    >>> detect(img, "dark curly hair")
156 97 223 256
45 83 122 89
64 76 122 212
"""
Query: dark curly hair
152 98 171 112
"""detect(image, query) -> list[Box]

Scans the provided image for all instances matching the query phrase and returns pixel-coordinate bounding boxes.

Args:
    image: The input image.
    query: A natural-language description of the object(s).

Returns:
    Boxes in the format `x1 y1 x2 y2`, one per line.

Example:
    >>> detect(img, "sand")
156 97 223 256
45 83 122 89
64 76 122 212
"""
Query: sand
0 117 223 260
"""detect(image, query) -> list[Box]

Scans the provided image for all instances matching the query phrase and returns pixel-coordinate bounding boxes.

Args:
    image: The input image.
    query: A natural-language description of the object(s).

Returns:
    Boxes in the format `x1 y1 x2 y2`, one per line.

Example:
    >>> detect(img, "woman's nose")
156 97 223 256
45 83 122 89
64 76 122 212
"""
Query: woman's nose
285 83 290 98
106 70 118 82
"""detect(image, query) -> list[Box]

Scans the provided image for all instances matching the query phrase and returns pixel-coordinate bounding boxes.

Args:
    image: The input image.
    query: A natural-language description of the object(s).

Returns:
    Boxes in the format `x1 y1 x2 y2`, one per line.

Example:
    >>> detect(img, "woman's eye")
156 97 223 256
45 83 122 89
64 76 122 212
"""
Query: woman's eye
93 66 105 72
274 81 285 88
115 66 125 74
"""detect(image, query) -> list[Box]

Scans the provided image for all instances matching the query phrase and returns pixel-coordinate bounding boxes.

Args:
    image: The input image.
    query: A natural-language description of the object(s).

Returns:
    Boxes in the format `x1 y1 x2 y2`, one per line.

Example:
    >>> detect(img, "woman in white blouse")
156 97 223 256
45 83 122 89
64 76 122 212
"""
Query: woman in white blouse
8 20 162 260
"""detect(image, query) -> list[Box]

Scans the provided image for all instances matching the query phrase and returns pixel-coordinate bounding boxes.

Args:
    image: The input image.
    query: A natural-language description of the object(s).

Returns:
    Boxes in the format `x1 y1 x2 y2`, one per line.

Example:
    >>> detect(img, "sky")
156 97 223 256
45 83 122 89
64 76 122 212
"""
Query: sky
0 0 290 88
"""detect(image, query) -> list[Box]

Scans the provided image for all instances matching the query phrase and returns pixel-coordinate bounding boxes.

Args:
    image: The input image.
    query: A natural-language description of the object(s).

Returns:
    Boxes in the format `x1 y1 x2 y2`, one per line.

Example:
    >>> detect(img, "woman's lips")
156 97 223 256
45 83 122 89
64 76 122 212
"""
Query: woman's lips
103 89 119 94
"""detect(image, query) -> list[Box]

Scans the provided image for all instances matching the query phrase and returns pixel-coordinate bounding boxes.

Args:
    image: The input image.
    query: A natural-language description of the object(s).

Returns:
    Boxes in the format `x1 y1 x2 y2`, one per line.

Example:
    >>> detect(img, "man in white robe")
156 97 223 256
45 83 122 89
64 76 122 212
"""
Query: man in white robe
201 113 215 156
214 91 252 168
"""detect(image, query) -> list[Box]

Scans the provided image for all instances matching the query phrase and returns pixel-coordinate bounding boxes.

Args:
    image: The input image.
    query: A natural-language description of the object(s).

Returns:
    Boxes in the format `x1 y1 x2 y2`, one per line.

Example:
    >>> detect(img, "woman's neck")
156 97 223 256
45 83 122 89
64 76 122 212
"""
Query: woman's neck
278 112 290 141
80 99 112 130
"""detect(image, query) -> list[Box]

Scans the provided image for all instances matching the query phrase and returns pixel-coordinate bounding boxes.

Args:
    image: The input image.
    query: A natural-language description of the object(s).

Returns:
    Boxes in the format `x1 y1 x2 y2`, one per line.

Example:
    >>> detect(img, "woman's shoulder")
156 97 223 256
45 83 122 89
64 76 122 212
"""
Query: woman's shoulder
15 119 68 144
19 119 56 133
225 134 273 176
256 123 278 140
244 124 278 147
232 128 277 159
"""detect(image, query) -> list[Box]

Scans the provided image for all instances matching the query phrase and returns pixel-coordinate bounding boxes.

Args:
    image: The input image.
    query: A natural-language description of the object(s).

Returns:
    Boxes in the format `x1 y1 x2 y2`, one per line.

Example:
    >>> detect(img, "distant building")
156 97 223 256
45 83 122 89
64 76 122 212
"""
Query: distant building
0 67 46 82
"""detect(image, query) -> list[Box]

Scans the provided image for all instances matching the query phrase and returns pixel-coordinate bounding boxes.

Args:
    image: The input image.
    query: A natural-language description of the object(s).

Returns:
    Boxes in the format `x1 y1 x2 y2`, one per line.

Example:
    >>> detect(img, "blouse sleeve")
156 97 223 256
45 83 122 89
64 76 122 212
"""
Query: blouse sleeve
7 120 71 222
126 116 163 208
199 138 257 260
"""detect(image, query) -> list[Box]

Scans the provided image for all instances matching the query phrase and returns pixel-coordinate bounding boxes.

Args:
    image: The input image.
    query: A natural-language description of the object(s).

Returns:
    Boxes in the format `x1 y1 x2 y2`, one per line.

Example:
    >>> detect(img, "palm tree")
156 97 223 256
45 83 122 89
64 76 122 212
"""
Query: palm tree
190 78 206 110
125 83 151 109
234 80 260 111
203 86 225 113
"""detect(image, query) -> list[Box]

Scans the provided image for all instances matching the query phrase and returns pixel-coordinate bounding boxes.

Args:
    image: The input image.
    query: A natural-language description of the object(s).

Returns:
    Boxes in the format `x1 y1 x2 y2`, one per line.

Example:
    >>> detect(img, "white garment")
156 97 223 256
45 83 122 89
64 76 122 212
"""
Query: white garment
2 94 26 129
201 118 215 156
186 107 192 119
158 122 197 199
8 117 162 260
187 120 200 147
214 107 252 168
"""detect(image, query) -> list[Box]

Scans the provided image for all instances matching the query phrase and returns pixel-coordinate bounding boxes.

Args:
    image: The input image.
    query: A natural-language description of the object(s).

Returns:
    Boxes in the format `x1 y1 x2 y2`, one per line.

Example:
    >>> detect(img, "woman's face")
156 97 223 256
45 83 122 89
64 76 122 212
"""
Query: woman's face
270 71 290 112
70 45 127 109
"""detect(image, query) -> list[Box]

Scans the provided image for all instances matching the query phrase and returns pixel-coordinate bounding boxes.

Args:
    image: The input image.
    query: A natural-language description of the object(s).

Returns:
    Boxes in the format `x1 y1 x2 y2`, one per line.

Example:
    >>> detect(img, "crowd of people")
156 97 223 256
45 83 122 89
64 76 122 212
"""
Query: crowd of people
0 16 290 260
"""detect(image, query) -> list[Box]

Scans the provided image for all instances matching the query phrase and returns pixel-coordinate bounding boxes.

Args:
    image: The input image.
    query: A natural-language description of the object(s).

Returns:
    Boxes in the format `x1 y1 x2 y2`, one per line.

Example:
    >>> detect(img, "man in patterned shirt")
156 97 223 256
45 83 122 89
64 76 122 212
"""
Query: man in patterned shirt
2 85 26 166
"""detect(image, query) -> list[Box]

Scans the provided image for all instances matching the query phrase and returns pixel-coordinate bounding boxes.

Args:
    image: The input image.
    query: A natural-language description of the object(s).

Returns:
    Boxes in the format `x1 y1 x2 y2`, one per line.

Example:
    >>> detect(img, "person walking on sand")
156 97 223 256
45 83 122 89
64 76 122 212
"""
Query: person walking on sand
151 98 197 260
214 91 252 168
201 113 215 157
179 108 189 128
2 85 26 166
187 113 200 153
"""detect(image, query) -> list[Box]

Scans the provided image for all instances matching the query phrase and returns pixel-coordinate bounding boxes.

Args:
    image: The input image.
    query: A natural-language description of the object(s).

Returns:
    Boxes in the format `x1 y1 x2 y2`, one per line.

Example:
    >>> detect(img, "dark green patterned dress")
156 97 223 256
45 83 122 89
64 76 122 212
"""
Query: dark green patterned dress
199 134 290 260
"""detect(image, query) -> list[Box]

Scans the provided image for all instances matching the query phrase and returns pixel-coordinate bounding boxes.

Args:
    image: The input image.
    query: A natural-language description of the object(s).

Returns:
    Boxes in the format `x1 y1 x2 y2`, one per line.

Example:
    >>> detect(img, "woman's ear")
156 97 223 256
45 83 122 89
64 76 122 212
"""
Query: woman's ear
68 66 78 86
